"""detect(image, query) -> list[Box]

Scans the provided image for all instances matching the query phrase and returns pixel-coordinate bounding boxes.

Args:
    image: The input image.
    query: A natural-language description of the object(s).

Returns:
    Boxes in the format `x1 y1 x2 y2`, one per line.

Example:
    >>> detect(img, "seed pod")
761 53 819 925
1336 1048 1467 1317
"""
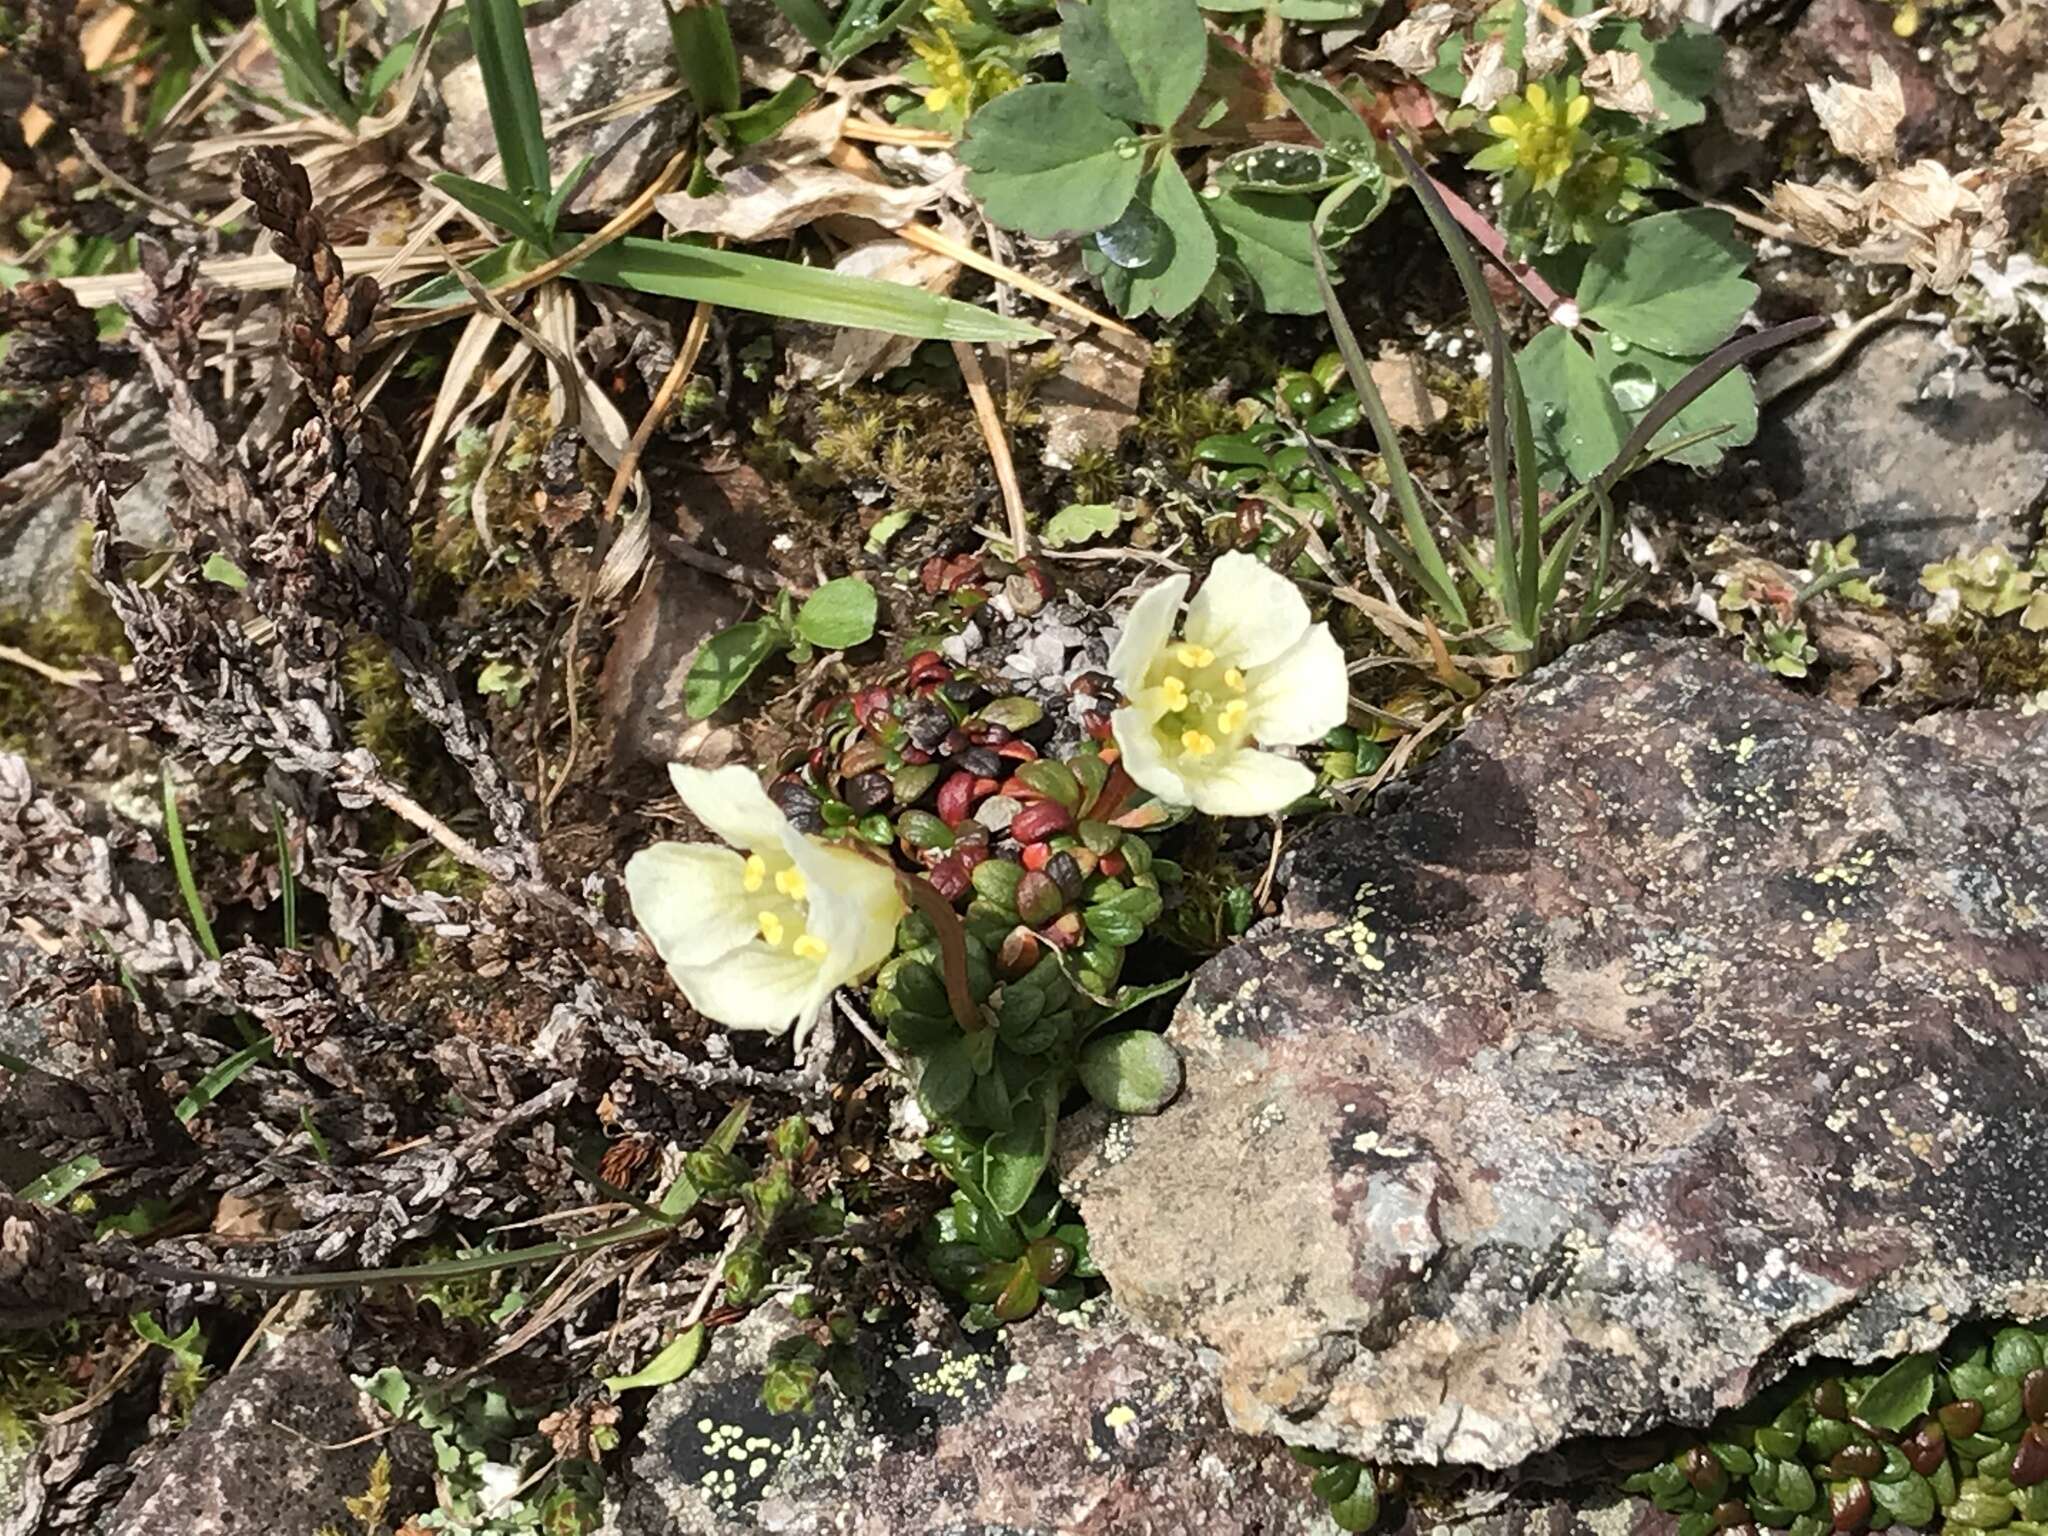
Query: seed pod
1688 1448 1730 1499
1901 1419 1947 1476
1942 1400 1987 1439
2013 1428 2048 1488
1012 799 1077 844
1829 1479 1872 1533
1016 869 1064 927
996 926 1040 980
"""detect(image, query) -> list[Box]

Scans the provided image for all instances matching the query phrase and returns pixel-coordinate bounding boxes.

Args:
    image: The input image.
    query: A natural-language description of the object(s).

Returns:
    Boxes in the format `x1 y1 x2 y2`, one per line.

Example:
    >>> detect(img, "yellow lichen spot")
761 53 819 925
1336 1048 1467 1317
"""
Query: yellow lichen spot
793 933 828 961
774 866 808 901
1180 729 1216 757
742 854 767 893
1223 667 1245 692
1217 699 1249 734
757 910 786 946
1175 643 1215 668
1103 1403 1138 1429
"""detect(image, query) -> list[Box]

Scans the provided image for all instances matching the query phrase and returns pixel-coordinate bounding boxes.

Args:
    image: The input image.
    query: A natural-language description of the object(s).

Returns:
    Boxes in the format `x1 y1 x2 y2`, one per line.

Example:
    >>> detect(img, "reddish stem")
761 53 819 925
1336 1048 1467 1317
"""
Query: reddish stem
1417 168 1575 323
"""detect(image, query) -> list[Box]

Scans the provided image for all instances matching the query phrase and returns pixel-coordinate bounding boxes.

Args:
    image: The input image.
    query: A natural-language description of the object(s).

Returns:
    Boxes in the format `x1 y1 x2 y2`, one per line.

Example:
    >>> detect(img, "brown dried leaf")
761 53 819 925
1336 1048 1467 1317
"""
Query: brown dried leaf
1767 181 1869 246
655 164 940 242
1583 49 1663 120
1371 2 1469 75
1806 57 1904 168
1457 34 1517 111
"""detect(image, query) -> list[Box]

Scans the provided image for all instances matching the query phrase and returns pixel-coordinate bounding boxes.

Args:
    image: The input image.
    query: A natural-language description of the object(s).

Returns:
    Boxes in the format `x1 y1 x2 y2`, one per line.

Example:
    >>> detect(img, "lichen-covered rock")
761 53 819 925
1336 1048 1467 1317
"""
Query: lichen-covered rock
1066 630 2048 1473
613 1299 1329 1534
107 1331 429 1536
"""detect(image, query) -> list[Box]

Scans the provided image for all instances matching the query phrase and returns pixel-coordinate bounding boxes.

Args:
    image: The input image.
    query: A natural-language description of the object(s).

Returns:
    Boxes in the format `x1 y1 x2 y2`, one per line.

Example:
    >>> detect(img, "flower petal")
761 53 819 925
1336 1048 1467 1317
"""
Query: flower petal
1111 705 1191 806
1106 574 1189 695
786 833 905 988
669 763 787 852
1182 552 1311 668
624 843 759 969
1242 622 1350 746
1180 748 1316 818
667 944 820 1034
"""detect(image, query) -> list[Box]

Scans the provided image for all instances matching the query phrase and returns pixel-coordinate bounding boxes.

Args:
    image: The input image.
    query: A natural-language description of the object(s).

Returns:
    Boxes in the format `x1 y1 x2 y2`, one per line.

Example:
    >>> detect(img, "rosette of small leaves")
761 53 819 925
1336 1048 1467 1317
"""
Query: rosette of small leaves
687 1115 846 1312
1291 1450 1401 1532
1620 1327 2048 1536
1195 348 1370 568
923 1132 1098 1328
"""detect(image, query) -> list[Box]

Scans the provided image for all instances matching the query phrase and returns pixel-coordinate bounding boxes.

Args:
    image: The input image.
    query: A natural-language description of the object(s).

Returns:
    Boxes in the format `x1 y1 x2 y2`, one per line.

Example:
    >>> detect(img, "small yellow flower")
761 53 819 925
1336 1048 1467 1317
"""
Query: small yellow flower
1477 78 1592 193
1107 552 1350 817
626 765 906 1043
908 26 973 120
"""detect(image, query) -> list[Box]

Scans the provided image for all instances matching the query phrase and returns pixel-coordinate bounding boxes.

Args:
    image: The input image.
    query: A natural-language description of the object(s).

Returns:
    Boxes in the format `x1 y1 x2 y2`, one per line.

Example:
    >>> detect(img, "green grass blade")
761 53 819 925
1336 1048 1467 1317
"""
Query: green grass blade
466 0 551 201
396 241 534 308
540 154 596 233
767 0 834 46
254 0 359 124
669 0 741 117
1309 229 1467 626
20 1153 102 1205
356 38 417 113
433 171 551 245
1282 411 1448 602
271 801 298 951
572 237 1048 343
161 764 219 962
175 1040 274 1122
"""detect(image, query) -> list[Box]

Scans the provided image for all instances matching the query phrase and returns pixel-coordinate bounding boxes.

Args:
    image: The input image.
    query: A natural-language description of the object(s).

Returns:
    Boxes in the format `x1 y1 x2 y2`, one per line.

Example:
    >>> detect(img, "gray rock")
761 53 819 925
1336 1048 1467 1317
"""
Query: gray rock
1066 629 2048 1473
0 386 173 619
1756 327 2048 590
108 1332 430 1536
613 1299 1330 1534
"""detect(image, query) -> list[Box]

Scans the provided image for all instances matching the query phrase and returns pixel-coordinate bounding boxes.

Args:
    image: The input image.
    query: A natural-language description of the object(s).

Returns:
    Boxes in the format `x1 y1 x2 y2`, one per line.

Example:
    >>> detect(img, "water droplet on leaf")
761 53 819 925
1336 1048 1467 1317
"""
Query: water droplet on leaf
1092 199 1166 269
1609 362 1657 413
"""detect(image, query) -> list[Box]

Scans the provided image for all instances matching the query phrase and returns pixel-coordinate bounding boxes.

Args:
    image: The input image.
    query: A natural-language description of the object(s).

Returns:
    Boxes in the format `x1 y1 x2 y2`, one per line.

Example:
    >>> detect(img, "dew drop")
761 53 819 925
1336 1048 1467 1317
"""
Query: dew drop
1609 362 1657 414
1113 136 1142 161
1092 199 1166 269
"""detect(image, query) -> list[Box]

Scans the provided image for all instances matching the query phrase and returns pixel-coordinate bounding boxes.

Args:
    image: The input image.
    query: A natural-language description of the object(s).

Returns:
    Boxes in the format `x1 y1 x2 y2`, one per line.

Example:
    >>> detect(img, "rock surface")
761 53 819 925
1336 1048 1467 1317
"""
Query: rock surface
1755 327 2048 589
108 1331 429 1536
613 1299 1329 1534
1066 629 2048 1472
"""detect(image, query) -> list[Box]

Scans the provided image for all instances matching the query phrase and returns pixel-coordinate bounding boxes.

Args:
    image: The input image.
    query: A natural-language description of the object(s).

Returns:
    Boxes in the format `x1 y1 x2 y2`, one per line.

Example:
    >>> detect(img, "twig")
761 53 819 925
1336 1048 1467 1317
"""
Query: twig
0 644 97 689
652 527 793 594
952 342 1031 558
1757 281 1924 405
1415 166 1574 322
841 118 955 147
680 1226 746 1330
835 991 908 1077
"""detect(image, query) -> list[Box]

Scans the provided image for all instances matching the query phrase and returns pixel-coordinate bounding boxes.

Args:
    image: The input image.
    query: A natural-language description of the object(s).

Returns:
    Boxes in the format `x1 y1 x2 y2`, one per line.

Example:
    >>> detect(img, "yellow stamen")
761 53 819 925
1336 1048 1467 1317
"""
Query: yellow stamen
1218 699 1249 734
792 933 828 961
1175 643 1215 669
1180 729 1217 757
743 854 767 893
1160 674 1189 711
1223 667 1245 692
757 910 785 946
774 867 808 901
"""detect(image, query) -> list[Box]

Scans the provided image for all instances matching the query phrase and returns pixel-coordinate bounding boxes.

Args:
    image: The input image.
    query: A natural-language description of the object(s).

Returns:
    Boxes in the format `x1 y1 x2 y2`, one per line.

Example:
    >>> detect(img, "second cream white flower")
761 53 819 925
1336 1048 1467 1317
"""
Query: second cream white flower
1107 552 1349 817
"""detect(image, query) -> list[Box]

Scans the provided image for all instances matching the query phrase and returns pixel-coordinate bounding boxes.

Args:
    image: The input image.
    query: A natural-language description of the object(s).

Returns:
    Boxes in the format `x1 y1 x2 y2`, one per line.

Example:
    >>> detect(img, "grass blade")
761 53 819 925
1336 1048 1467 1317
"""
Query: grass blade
571 237 1048 343
1309 232 1467 627
466 0 551 202
175 1040 274 1122
433 172 550 246
161 763 219 963
768 0 834 47
271 800 298 951
669 0 740 117
21 1153 103 1205
253 0 359 125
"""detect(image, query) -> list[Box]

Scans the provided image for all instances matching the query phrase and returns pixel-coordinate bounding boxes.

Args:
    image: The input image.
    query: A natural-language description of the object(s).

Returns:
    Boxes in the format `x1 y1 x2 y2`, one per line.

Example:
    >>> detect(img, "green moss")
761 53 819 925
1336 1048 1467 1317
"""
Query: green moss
1908 621 2048 699
0 522 129 755
0 1328 82 1452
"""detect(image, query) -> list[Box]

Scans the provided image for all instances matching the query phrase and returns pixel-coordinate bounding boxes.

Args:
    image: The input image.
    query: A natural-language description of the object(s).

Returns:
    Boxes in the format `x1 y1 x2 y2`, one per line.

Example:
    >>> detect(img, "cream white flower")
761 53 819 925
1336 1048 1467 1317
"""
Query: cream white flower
1107 552 1349 817
626 765 905 1043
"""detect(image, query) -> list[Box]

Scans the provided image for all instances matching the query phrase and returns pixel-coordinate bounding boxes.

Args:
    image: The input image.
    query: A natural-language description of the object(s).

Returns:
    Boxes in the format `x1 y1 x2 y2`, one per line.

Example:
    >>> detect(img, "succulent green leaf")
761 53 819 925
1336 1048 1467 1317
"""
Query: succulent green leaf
794 577 878 650
1576 210 1758 357
960 83 1145 240
683 620 783 718
1043 501 1133 548
603 1326 705 1392
1078 1029 1183 1114
1058 0 1207 127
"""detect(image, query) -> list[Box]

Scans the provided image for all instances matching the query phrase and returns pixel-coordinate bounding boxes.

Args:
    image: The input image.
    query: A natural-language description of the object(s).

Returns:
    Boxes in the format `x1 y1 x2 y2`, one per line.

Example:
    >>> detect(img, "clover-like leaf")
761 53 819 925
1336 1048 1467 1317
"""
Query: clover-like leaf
794 576 877 649
1059 0 1208 128
1518 326 1628 485
1576 210 1757 357
1090 158 1217 319
1205 187 1321 314
683 620 783 719
961 83 1145 239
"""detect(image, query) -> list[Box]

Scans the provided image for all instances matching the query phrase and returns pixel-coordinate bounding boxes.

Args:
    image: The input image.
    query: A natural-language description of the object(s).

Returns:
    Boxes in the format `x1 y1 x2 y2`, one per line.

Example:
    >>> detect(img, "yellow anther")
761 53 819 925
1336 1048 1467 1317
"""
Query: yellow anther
742 854 767 893
1159 674 1189 711
1223 667 1245 692
1218 699 1249 734
1175 643 1215 669
774 866 808 901
792 933 829 961
1180 729 1217 757
756 910 786 946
